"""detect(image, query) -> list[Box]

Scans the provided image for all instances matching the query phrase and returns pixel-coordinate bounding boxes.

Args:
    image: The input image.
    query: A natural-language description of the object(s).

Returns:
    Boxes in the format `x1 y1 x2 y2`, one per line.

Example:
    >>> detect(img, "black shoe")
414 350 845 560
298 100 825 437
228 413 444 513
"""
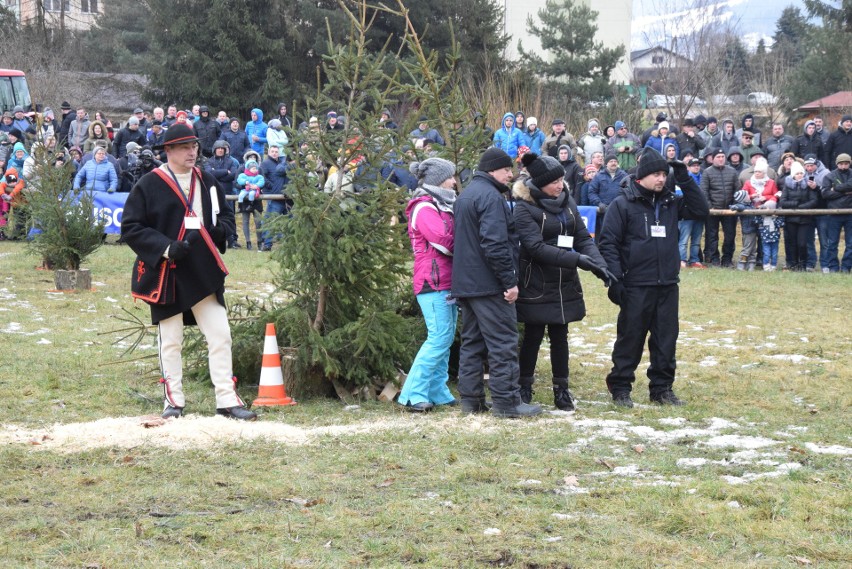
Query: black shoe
258 243 272 252
403 401 434 413
553 385 575 411
612 393 634 408
650 390 686 406
519 385 534 404
216 406 258 421
246 242 252 251
162 405 184 419
491 402 543 418
460 399 492 415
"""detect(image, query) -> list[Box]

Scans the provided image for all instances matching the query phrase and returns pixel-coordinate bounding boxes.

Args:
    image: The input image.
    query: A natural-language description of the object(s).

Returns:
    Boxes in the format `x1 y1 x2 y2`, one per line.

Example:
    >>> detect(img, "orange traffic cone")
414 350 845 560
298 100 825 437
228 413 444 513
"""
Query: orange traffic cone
252 323 296 407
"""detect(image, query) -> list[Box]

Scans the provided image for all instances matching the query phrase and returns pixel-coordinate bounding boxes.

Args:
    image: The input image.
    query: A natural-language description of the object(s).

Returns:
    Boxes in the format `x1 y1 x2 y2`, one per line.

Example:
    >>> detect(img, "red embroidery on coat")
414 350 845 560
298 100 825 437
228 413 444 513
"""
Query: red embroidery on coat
136 260 146 282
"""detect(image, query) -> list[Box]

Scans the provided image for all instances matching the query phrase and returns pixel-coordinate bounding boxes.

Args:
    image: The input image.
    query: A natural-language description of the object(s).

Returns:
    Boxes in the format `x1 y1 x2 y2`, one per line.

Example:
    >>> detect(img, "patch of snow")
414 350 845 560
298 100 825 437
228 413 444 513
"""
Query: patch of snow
766 354 810 363
677 458 708 467
699 357 718 367
518 479 542 485
707 418 740 430
551 513 575 520
727 500 742 508
544 536 563 543
589 323 615 331
722 463 801 484
36 338 51 345
703 435 779 449
804 443 852 456
104 296 118 303
483 528 502 536
658 417 687 426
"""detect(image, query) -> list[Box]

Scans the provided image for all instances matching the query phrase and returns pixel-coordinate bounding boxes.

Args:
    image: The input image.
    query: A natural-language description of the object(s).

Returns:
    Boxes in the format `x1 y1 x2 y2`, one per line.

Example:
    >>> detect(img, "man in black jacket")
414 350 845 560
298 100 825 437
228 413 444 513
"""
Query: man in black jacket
121 124 256 421
599 148 709 408
820 153 852 272
452 148 542 418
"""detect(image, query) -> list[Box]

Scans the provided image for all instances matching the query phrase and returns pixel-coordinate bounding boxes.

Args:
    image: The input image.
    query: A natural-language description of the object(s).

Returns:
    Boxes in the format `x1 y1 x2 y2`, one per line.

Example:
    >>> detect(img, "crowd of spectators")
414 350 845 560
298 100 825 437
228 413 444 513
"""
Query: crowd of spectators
0 101 849 273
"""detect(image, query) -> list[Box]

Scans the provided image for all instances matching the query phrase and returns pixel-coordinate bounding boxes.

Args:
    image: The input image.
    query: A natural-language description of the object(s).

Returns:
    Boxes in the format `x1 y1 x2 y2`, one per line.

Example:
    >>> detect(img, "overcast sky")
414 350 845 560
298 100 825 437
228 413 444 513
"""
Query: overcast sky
631 0 809 50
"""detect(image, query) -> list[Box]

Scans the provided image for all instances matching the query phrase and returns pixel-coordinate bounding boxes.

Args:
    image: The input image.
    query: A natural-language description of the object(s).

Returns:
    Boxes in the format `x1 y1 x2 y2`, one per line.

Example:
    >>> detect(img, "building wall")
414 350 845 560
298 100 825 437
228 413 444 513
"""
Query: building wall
10 0 99 32
503 0 633 84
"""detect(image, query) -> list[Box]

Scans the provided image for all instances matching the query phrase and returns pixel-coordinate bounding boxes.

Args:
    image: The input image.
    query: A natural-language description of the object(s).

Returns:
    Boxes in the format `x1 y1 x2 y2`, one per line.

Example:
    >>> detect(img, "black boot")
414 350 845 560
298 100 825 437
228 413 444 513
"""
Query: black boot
519 376 534 404
460 398 492 415
552 377 575 411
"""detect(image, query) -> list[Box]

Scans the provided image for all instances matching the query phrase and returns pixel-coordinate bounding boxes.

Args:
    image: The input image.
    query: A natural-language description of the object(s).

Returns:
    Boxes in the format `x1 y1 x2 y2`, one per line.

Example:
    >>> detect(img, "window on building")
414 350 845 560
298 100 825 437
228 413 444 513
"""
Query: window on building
81 0 99 13
44 0 71 12
651 56 664 64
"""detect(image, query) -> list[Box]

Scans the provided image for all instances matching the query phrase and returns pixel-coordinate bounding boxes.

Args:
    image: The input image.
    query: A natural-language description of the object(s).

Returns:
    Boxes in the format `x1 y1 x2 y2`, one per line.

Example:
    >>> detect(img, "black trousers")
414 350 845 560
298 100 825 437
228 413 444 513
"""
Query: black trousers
457 295 521 408
704 216 737 265
605 285 678 397
519 323 569 381
783 220 813 270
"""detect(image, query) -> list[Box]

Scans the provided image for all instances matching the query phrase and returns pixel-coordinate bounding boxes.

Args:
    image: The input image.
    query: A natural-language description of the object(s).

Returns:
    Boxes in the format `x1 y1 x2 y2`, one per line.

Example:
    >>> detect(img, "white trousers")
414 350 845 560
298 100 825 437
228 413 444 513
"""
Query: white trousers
157 294 243 409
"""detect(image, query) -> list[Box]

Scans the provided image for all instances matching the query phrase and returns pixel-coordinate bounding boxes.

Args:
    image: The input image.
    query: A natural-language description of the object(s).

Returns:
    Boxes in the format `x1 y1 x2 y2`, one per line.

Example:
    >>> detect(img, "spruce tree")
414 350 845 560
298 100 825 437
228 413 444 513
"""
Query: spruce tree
518 0 625 104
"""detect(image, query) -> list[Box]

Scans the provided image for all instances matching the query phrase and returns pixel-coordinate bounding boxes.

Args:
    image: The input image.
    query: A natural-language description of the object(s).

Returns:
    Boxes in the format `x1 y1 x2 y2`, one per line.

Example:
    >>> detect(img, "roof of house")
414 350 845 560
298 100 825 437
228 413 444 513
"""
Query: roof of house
796 91 852 111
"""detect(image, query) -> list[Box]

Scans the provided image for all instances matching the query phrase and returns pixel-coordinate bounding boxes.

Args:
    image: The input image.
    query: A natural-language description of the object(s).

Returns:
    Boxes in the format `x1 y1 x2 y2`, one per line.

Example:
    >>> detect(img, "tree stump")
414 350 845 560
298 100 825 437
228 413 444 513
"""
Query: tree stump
54 269 91 291
281 348 332 399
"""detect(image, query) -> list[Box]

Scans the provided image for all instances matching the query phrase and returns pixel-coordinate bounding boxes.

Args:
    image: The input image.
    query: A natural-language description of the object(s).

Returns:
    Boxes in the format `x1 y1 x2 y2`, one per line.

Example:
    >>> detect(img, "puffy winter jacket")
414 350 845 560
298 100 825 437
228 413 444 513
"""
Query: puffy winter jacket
792 121 825 163
700 164 739 208
780 176 819 224
406 195 454 295
73 157 118 192
512 179 603 325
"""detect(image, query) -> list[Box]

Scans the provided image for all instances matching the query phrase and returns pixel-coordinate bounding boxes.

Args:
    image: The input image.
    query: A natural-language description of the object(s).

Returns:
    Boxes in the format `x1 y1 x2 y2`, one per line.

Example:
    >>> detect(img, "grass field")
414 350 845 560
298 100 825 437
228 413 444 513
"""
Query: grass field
0 239 850 568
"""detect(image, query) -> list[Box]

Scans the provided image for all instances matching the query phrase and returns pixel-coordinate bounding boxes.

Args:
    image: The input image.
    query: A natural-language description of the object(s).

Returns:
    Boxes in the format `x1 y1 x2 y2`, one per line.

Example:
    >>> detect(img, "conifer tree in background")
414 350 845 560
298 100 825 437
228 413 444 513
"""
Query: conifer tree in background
518 0 624 105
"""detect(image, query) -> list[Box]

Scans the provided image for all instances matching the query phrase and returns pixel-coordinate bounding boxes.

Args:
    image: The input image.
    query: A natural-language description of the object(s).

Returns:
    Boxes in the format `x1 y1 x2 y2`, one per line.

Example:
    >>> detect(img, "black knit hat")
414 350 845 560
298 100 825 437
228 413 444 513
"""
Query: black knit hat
478 147 513 172
521 153 564 188
636 148 668 180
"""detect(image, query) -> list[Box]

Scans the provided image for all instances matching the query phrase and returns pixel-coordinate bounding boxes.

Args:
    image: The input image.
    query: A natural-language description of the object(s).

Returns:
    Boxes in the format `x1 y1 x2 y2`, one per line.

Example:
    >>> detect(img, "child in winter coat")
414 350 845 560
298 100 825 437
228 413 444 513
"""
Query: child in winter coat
236 159 265 211
0 167 25 239
0 167 24 233
758 201 784 271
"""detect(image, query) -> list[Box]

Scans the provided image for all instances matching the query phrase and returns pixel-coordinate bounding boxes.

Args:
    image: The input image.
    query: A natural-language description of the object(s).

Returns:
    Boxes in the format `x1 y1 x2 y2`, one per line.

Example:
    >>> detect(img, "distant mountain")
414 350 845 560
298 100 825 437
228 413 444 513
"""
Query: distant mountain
631 0 808 51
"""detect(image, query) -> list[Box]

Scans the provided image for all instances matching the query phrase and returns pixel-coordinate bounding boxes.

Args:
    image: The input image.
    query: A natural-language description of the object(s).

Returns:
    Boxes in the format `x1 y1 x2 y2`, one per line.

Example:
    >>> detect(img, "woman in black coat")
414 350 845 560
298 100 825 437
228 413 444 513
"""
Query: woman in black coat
513 153 614 410
780 161 820 270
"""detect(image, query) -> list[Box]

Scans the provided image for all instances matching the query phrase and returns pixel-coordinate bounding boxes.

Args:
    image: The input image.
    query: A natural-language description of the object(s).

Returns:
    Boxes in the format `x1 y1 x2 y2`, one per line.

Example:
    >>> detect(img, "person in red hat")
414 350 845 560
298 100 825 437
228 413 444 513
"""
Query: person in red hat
121 123 256 421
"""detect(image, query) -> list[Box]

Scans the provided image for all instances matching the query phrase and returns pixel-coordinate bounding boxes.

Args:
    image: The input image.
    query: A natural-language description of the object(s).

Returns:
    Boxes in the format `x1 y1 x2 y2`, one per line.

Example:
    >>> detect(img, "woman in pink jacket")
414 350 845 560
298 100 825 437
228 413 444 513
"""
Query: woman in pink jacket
398 158 459 412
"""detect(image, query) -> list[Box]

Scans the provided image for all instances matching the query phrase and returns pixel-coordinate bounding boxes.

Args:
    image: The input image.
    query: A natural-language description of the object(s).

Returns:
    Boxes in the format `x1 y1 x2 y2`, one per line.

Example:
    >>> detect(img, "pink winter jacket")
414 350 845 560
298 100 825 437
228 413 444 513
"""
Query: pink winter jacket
406 195 454 295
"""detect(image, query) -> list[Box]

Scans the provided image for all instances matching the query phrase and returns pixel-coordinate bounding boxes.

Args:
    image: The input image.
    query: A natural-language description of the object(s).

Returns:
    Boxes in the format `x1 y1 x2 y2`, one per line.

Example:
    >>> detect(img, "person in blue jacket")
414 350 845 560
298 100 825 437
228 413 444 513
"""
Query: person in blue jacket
245 108 267 155
644 121 679 158
520 116 546 155
587 153 629 239
73 146 118 192
492 112 523 159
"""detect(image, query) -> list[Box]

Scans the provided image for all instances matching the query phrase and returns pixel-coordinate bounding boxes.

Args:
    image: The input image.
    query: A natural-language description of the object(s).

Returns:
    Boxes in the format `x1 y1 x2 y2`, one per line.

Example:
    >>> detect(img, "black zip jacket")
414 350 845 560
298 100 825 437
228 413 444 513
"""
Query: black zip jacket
599 173 709 287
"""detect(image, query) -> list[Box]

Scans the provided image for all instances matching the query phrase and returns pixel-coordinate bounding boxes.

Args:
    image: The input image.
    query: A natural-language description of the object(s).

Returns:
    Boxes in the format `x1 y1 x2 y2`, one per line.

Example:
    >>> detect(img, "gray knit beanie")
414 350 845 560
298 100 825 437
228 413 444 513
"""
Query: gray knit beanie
410 157 456 187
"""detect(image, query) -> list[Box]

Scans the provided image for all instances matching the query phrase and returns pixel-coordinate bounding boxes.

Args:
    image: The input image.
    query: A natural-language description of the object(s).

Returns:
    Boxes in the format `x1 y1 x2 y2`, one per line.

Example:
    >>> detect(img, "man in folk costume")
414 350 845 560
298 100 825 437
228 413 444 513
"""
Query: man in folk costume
121 124 256 421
